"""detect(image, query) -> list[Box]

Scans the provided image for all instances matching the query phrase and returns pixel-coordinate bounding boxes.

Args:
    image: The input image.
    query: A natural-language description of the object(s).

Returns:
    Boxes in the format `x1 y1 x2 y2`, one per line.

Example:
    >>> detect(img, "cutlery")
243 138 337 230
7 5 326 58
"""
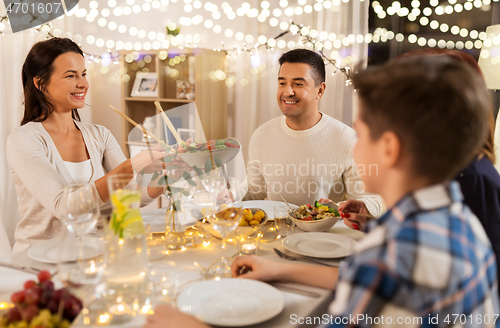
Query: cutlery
235 264 321 298
0 261 41 275
270 283 321 298
272 185 294 212
273 248 339 267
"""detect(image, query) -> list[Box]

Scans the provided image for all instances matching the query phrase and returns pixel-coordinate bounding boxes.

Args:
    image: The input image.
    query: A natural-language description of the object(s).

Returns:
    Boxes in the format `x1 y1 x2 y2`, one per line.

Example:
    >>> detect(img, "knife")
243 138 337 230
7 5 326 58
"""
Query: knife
0 261 41 275
270 283 321 298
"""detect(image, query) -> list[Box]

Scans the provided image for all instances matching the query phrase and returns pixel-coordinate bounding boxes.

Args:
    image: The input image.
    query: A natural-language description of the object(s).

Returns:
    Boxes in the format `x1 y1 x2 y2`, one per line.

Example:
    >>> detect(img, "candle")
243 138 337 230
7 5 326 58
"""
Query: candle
241 243 257 255
109 304 132 323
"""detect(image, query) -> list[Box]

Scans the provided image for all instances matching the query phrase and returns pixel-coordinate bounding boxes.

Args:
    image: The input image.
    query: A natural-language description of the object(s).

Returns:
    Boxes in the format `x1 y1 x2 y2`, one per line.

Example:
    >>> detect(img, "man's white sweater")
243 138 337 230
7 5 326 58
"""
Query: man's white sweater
245 113 383 216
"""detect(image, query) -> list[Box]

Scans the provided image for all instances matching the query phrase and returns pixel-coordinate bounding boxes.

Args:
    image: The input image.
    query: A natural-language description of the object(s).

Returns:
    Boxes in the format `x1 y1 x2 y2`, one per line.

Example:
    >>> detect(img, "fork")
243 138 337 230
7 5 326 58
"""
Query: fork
273 248 339 267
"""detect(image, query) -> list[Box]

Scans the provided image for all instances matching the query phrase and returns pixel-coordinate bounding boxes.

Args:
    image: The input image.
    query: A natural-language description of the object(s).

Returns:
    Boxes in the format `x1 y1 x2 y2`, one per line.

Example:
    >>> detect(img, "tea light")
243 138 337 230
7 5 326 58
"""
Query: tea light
109 304 132 323
241 244 257 255
84 260 97 277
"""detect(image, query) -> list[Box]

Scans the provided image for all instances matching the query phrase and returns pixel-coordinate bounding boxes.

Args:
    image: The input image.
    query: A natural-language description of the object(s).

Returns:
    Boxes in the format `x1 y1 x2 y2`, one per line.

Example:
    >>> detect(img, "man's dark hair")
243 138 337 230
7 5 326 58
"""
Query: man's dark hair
352 56 491 183
279 49 326 86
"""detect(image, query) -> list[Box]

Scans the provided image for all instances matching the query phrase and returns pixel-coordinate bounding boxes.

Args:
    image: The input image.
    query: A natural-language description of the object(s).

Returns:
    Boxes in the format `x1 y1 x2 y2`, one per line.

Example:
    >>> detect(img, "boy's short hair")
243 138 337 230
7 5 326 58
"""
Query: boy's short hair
279 49 326 86
352 56 491 183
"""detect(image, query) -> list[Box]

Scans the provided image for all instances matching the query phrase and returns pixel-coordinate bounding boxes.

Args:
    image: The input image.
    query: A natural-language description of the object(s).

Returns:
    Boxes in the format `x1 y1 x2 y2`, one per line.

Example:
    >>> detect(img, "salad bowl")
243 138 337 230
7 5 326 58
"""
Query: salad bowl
289 201 341 232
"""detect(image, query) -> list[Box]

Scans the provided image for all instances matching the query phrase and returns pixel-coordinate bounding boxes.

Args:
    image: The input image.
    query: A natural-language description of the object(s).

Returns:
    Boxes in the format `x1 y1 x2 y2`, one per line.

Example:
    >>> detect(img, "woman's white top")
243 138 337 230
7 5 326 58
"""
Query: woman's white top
63 159 92 185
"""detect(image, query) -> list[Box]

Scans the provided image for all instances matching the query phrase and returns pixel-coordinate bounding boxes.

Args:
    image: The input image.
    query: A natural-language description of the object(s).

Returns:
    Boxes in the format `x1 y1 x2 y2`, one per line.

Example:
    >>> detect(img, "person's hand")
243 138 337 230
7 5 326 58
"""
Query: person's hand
131 146 168 173
143 305 208 328
231 255 282 281
337 199 375 231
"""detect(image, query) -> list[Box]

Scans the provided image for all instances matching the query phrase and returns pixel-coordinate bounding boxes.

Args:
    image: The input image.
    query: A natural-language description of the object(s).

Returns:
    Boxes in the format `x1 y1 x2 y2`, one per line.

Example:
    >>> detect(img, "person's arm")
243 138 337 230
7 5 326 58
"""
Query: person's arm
341 163 383 217
143 305 209 328
6 129 72 220
231 255 339 290
97 126 166 203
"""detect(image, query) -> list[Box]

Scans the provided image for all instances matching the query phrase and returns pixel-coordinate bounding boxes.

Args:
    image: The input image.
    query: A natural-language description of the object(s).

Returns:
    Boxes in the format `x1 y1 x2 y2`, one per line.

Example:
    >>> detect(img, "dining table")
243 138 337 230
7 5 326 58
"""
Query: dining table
0 205 365 328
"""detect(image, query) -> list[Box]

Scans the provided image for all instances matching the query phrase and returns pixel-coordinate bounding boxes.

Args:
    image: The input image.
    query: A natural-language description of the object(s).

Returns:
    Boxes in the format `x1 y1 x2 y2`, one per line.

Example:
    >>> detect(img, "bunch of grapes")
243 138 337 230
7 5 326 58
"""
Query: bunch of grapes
0 271 82 328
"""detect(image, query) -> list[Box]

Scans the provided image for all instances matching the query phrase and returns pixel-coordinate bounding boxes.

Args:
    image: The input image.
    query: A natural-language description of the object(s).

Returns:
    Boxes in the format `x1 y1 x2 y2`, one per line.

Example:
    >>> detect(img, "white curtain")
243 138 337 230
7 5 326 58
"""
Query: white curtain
0 32 44 256
0 0 369 255
228 1 369 164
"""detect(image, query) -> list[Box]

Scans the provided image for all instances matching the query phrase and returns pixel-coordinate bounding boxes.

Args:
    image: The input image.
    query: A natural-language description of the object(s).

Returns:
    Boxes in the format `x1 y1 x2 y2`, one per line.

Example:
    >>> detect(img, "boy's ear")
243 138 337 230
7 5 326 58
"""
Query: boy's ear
379 131 401 168
316 82 326 100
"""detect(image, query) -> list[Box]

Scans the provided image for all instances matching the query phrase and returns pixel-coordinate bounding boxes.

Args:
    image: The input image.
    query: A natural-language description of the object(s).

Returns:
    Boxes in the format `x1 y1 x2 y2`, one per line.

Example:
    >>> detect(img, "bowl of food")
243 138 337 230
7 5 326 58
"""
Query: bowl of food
196 205 268 239
290 201 341 232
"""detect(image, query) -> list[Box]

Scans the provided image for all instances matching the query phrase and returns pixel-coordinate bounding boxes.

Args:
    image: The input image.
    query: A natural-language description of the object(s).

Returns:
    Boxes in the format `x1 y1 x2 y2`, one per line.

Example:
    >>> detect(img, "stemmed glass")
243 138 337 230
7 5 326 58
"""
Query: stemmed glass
204 174 243 278
57 230 105 325
201 167 227 206
62 184 100 261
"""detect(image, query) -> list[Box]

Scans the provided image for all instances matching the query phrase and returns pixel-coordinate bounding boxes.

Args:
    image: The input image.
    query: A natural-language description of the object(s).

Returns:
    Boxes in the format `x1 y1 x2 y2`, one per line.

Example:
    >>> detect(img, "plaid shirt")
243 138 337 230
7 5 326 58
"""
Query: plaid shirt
328 182 499 328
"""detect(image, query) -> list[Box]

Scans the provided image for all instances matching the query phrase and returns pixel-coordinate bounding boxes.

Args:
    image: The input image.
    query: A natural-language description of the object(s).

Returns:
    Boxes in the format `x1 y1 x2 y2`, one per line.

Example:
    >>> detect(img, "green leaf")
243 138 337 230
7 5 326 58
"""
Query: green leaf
183 172 197 186
151 171 160 181
214 157 223 168
193 166 204 179
204 158 213 173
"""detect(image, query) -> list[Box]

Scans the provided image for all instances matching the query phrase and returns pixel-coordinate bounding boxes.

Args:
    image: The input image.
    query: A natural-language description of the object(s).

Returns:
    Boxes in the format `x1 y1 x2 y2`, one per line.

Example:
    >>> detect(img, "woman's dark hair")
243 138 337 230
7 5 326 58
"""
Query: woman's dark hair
279 49 326 86
21 37 84 125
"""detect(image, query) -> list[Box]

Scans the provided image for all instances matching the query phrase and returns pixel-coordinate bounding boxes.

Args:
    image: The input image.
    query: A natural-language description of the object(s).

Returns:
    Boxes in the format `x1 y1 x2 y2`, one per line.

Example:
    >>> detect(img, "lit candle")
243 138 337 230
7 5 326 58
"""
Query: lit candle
241 243 257 255
84 260 97 276
109 304 132 323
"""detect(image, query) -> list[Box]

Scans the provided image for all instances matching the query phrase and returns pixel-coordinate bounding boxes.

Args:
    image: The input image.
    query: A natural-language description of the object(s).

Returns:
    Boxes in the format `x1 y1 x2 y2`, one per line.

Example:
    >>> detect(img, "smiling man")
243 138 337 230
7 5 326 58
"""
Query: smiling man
245 49 382 217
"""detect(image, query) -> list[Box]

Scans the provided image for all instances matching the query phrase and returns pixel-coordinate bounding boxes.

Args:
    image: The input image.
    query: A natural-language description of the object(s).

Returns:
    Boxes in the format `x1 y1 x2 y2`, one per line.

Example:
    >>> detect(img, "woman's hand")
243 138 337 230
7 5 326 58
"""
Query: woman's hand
337 199 375 230
143 305 208 328
131 146 168 174
231 255 282 281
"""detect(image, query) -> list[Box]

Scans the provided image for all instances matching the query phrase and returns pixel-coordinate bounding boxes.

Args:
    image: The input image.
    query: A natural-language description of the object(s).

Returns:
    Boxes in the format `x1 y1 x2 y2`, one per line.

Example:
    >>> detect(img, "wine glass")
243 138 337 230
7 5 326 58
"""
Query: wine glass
62 184 100 261
57 231 105 325
201 167 227 207
206 177 243 278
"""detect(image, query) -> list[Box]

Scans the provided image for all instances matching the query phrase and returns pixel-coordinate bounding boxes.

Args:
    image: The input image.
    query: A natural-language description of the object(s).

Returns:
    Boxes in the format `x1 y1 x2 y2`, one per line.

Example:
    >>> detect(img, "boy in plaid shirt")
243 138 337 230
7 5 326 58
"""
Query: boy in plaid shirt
144 56 499 328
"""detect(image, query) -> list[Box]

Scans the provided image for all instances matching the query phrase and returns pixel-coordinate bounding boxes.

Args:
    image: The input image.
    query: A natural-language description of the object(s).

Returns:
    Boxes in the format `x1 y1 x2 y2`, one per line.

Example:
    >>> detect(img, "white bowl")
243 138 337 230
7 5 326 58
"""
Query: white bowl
201 208 268 239
290 210 340 232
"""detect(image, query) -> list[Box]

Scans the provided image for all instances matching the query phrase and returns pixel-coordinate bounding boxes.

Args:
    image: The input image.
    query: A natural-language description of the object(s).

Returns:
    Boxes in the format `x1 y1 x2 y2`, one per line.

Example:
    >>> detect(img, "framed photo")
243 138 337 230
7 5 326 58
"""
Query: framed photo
176 80 195 100
131 72 158 97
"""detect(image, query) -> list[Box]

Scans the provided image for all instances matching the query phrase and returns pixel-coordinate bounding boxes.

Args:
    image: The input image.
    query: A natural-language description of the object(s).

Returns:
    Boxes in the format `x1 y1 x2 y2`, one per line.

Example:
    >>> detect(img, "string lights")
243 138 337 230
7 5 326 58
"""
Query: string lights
1 0 495 86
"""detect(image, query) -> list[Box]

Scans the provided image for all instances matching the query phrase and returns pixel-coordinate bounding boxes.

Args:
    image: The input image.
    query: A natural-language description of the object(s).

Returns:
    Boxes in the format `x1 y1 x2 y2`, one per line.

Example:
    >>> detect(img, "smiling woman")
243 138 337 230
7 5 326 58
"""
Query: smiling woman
5 38 168 253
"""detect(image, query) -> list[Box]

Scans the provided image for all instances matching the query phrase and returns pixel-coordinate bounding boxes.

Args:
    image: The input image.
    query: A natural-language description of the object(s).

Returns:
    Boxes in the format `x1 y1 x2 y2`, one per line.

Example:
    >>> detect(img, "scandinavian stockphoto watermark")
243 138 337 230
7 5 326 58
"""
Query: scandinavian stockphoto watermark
2 0 78 33
248 160 379 198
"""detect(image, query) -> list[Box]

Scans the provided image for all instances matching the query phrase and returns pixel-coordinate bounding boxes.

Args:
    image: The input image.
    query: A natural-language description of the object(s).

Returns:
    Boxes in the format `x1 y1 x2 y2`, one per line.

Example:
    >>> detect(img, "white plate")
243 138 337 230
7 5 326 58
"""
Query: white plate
177 278 284 327
27 237 102 264
282 232 358 259
242 200 298 221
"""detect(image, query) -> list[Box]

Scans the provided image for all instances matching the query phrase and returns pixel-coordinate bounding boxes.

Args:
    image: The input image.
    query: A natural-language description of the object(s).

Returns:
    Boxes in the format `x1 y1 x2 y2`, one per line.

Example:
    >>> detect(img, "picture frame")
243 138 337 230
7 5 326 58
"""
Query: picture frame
131 72 158 97
176 80 195 100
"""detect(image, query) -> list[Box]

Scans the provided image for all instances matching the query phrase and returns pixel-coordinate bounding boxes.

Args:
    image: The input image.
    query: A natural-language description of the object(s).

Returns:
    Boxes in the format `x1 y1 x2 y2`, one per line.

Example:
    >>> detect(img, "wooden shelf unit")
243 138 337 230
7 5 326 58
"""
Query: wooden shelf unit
119 48 228 156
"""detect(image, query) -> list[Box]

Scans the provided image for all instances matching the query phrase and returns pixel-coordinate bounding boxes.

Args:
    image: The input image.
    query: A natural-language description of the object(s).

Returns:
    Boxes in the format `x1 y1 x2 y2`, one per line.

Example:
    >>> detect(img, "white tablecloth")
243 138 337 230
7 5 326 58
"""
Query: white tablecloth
0 218 365 328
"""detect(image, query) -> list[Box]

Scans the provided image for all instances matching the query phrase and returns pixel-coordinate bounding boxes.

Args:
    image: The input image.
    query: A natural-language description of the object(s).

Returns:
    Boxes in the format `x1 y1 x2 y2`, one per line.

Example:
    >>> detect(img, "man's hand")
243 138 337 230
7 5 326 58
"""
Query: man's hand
337 199 375 230
143 305 209 328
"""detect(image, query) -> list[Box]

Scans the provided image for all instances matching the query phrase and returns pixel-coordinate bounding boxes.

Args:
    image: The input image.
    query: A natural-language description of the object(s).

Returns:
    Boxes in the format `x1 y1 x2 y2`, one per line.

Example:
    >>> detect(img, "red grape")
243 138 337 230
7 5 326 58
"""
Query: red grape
40 280 54 292
6 307 21 322
52 289 63 302
23 280 37 290
22 304 39 322
10 290 25 304
37 270 51 283
25 289 40 305
46 298 59 314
